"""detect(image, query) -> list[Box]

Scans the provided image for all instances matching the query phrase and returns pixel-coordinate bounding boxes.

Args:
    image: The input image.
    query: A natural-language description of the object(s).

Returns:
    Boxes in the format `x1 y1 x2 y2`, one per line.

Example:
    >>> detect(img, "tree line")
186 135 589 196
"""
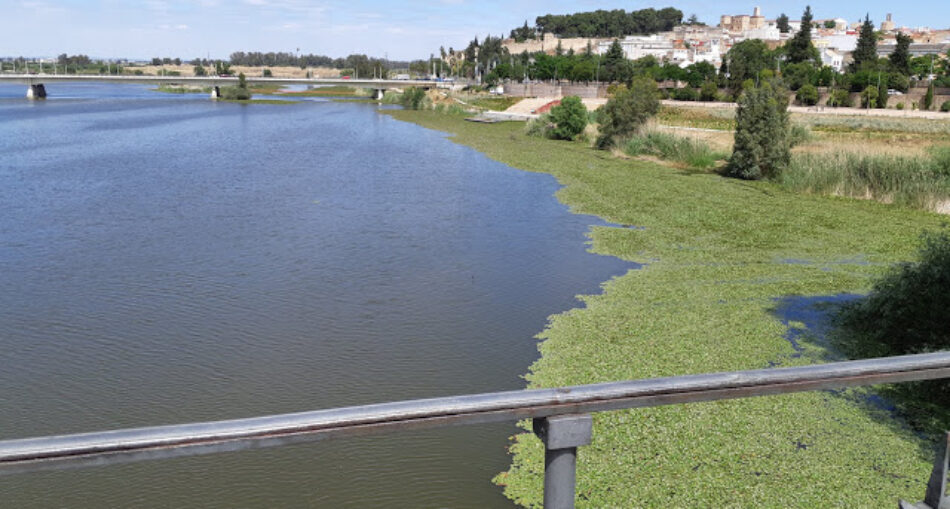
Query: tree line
532 7 684 38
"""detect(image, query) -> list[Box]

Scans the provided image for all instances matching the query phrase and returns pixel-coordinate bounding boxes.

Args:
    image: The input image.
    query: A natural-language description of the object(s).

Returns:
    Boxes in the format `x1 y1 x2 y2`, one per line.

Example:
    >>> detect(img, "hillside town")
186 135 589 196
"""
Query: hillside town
498 7 950 73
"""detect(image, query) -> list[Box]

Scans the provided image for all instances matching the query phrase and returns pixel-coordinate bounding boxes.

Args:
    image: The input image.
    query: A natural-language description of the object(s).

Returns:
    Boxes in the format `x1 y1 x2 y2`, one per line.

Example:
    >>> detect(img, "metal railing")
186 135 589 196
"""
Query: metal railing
3 351 950 508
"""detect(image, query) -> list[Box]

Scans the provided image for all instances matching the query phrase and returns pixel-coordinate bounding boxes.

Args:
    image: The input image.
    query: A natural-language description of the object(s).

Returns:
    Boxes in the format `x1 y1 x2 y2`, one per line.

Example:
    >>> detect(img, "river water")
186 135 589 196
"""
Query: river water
0 83 631 507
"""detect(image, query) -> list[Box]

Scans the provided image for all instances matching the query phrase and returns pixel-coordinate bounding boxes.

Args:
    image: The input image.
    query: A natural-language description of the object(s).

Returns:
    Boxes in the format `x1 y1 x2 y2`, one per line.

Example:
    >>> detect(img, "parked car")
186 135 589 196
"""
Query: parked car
888 89 903 95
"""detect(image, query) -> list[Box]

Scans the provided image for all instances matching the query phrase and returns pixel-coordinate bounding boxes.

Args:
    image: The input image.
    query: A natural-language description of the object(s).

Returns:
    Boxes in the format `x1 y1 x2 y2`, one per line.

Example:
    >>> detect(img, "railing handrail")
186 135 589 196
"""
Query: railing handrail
3 351 950 475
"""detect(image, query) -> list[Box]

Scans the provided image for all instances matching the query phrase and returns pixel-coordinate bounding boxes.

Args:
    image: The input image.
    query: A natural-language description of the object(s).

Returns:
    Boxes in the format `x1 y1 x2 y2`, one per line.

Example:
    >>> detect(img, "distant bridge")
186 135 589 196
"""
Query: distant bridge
0 74 453 99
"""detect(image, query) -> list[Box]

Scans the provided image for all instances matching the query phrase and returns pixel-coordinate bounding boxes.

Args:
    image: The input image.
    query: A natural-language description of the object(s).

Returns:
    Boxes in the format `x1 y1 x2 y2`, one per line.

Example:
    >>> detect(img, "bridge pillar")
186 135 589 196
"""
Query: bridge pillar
373 89 385 100
26 84 47 100
210 86 220 100
533 414 592 509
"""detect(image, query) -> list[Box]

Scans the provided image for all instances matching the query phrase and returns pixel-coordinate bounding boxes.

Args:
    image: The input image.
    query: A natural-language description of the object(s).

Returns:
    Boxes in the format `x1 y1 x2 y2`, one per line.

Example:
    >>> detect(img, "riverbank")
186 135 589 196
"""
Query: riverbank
386 110 946 507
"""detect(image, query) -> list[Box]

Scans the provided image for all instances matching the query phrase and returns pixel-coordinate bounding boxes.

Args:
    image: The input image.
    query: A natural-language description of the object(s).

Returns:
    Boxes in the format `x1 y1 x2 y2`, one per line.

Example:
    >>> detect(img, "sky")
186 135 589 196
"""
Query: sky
1 1 946 61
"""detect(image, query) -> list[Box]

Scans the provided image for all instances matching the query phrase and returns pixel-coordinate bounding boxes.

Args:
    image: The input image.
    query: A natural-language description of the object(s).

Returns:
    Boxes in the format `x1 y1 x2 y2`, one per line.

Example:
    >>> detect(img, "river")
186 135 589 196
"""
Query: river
0 83 632 507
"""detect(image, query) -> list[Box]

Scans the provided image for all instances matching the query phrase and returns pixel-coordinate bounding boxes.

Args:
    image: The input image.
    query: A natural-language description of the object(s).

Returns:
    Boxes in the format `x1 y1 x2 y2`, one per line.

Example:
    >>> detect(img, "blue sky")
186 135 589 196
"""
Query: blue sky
1 1 944 61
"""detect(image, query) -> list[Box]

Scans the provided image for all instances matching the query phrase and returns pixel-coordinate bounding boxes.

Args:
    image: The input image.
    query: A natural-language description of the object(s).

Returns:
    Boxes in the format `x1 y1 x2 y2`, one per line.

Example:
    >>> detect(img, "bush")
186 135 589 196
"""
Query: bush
220 72 251 100
596 78 660 149
796 84 818 106
896 102 905 110
400 87 427 110
827 89 853 108
525 114 554 138
548 96 588 141
942 101 950 113
834 231 950 427
700 81 718 102
725 82 790 180
672 87 698 101
263 68 272 77
860 85 878 109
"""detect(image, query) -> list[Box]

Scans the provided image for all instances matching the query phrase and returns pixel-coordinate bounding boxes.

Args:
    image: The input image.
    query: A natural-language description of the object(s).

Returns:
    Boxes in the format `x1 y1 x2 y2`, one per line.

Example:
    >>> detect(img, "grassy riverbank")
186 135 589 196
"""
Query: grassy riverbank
386 109 946 507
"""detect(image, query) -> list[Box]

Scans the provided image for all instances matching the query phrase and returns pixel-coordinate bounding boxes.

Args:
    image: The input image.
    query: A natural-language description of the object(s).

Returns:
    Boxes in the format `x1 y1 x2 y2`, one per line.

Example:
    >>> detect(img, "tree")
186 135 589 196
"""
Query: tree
850 15 878 71
596 78 659 148
727 39 775 91
193 65 207 76
549 96 589 140
823 20 837 29
700 81 719 101
602 40 631 82
889 32 912 75
777 13 790 34
725 82 790 180
924 81 935 110
786 6 819 65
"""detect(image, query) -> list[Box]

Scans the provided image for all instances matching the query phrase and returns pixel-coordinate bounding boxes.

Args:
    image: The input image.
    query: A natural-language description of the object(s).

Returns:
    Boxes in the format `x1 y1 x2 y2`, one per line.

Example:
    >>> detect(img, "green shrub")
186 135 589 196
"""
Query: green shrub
860 85 878 109
525 114 554 138
833 231 950 430
896 102 905 110
700 81 718 102
596 78 660 149
942 101 950 113
796 84 819 106
548 96 588 141
826 89 853 108
725 82 790 180
219 73 251 100
672 87 698 101
924 81 935 110
400 87 428 110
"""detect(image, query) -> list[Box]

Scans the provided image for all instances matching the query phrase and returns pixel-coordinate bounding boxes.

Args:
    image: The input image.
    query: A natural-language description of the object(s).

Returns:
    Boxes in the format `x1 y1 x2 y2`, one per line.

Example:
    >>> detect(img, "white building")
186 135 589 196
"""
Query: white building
819 47 844 71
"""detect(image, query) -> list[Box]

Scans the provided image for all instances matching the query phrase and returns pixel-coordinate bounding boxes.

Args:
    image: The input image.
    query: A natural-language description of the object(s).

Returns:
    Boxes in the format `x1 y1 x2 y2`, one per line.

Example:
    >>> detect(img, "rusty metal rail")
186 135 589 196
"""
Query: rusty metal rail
3 351 950 507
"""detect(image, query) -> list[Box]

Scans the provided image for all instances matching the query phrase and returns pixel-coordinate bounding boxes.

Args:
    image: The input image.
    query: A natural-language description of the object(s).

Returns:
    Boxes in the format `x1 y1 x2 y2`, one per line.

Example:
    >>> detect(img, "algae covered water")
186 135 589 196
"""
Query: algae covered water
0 84 631 507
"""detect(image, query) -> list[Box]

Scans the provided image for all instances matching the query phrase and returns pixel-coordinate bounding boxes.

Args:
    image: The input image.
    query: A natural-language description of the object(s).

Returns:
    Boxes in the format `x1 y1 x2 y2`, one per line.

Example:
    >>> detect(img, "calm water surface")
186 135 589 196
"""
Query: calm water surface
0 84 632 507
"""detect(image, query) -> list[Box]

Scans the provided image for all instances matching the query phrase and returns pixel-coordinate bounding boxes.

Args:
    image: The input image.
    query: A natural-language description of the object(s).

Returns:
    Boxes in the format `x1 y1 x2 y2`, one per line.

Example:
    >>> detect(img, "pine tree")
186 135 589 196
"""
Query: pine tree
850 15 878 72
777 14 790 33
889 32 912 75
786 6 818 64
726 82 790 180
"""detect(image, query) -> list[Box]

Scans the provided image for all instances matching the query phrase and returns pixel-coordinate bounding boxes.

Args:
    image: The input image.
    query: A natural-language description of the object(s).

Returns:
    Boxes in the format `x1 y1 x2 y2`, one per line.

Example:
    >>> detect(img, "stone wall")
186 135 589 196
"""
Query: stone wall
503 82 607 98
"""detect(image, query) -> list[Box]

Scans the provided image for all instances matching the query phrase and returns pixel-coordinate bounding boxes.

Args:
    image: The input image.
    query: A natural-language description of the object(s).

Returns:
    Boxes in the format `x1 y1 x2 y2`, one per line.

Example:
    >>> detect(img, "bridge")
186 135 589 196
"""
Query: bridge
0 74 451 99
2 351 950 508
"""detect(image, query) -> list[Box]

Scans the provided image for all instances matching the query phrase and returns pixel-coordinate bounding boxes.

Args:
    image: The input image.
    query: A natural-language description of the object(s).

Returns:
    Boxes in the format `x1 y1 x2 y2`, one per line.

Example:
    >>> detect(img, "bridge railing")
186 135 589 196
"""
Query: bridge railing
2 351 950 508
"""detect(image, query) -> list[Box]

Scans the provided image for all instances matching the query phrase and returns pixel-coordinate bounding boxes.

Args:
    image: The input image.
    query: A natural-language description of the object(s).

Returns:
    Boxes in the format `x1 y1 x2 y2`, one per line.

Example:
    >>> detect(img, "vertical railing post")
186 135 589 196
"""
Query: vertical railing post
533 414 593 509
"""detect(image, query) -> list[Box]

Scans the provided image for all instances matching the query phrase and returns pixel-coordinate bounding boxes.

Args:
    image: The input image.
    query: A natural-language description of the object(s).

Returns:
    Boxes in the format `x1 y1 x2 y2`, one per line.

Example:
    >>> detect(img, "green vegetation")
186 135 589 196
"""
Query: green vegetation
924 82 935 111
548 96 588 141
219 73 252 100
464 96 520 111
726 82 790 180
796 83 819 106
385 109 945 508
942 101 950 113
153 85 212 94
779 148 950 211
623 129 726 169
400 87 428 110
834 231 950 433
533 7 683 38
596 78 660 148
